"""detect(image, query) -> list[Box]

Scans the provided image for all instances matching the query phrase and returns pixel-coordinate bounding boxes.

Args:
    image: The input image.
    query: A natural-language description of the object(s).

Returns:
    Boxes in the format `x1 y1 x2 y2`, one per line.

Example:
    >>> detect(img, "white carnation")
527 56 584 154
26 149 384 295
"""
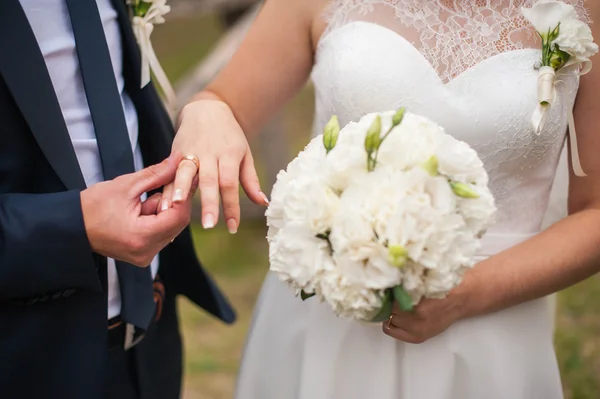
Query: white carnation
319 261 385 321
269 223 331 295
267 109 497 321
554 19 599 62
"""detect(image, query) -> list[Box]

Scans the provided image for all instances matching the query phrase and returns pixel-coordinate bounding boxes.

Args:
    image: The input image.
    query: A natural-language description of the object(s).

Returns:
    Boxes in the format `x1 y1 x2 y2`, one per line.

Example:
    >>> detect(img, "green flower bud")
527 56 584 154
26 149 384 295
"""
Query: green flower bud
364 115 382 155
450 181 480 199
392 107 406 127
549 49 570 70
388 244 409 268
421 155 439 176
323 115 340 153
550 23 561 41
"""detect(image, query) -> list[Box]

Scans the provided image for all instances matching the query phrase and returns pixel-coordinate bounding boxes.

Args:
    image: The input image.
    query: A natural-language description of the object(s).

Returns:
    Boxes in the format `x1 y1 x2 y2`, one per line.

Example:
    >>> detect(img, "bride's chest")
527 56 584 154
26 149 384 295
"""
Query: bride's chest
311 22 579 174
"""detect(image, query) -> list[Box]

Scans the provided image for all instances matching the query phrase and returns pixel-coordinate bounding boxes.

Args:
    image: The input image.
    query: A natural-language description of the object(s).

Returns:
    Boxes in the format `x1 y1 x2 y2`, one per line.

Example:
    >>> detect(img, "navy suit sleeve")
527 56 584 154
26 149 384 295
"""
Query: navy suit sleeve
0 190 102 300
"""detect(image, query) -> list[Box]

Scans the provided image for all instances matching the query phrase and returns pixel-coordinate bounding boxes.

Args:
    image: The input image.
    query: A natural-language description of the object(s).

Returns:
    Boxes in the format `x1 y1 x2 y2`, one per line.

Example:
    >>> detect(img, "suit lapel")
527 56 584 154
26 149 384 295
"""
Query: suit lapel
0 0 86 190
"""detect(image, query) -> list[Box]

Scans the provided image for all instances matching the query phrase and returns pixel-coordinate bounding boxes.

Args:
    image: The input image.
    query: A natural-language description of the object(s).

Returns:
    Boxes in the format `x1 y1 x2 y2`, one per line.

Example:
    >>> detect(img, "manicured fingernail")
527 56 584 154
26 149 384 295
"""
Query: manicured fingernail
173 189 184 202
203 213 215 229
227 219 238 234
161 199 169 211
259 191 270 205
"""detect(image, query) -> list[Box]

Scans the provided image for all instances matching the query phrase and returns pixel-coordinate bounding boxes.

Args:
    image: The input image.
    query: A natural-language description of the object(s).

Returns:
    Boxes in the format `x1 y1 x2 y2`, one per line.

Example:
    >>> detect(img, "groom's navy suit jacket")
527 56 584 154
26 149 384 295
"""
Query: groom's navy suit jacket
0 1 235 398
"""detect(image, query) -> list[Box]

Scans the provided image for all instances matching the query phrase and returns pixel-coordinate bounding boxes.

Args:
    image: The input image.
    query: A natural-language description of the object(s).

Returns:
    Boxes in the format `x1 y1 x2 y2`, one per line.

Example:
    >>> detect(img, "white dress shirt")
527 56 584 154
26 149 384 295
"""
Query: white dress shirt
20 0 160 319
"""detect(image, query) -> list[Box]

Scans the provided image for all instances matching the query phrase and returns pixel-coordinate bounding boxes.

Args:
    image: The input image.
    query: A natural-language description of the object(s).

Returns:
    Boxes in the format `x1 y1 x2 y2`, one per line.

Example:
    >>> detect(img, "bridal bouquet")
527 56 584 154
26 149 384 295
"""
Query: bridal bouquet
266 110 497 321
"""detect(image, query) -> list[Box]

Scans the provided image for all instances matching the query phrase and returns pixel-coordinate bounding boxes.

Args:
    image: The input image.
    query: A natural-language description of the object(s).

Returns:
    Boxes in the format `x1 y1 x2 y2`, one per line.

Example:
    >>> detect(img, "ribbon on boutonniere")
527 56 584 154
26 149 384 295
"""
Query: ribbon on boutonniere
128 0 176 111
522 0 598 177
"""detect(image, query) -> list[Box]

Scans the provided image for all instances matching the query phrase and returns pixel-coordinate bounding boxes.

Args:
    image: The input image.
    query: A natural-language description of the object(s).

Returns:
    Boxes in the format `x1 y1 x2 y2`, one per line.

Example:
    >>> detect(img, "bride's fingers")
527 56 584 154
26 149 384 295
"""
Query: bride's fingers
197 156 220 229
219 156 241 234
172 158 199 204
382 318 424 344
161 183 174 212
240 149 268 206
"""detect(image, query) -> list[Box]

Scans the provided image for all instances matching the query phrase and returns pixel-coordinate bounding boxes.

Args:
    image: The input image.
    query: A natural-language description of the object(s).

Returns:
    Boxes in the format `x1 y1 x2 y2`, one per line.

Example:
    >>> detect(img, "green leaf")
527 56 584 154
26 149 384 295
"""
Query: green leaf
300 290 316 301
393 285 414 312
370 290 394 322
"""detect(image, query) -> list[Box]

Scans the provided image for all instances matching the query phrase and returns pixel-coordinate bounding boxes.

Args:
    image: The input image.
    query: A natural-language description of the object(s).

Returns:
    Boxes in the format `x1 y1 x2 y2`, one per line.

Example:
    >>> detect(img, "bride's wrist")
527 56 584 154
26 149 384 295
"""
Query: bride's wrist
176 91 230 129
452 268 487 321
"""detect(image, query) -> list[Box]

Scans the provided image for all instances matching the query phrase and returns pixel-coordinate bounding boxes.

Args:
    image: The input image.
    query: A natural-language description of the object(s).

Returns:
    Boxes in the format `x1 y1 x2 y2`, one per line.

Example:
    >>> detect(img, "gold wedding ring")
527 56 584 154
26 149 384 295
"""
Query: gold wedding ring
387 313 395 329
181 155 200 172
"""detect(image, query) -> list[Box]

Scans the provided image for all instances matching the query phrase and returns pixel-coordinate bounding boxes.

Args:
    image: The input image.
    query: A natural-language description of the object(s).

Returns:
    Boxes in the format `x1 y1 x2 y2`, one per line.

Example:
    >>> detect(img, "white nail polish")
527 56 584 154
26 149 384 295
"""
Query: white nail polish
173 189 184 202
260 191 270 205
161 199 169 211
203 214 215 229
227 219 238 234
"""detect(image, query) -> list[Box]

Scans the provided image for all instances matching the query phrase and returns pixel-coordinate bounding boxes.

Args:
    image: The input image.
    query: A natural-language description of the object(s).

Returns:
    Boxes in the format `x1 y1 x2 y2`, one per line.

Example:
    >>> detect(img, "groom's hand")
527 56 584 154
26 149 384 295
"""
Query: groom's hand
80 156 192 267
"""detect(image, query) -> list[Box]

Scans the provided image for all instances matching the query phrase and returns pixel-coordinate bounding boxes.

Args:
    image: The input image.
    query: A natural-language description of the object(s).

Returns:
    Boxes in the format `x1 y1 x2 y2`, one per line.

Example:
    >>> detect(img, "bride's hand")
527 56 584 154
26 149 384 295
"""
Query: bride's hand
163 99 269 234
382 282 470 344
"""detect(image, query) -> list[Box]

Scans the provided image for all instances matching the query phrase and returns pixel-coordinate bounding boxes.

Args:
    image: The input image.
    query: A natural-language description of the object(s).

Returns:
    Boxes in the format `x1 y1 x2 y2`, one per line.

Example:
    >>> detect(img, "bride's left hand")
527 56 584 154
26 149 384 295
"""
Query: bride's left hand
382 282 470 344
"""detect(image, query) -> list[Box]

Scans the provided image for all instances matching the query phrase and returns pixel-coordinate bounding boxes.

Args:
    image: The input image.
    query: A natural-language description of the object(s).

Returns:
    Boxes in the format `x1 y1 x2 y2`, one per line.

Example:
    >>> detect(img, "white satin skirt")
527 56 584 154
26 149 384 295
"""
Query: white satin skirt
235 266 561 399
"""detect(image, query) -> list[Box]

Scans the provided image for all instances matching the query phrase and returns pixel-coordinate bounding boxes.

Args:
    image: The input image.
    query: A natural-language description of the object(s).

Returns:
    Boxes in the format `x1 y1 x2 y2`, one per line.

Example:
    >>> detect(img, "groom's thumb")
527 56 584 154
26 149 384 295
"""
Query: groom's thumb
128 155 179 197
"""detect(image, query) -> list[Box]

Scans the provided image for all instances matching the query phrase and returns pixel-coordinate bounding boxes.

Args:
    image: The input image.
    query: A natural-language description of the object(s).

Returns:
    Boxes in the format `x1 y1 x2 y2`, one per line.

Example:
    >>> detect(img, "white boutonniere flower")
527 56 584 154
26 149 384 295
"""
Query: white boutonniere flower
522 0 599 176
128 0 175 109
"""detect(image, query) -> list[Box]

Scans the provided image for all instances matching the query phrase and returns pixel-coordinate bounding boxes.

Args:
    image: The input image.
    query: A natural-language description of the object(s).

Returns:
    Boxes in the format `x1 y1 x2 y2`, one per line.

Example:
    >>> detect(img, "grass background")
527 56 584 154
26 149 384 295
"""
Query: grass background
153 13 600 399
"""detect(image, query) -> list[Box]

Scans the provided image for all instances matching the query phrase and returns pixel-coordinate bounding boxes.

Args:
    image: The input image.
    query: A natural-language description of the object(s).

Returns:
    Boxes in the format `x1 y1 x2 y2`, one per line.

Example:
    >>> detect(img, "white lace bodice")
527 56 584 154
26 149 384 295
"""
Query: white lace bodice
312 0 587 236
324 0 590 82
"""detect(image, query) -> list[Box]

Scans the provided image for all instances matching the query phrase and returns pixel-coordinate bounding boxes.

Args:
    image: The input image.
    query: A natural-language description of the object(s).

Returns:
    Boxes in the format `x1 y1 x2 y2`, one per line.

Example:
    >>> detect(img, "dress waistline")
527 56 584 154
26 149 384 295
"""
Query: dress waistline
477 232 536 258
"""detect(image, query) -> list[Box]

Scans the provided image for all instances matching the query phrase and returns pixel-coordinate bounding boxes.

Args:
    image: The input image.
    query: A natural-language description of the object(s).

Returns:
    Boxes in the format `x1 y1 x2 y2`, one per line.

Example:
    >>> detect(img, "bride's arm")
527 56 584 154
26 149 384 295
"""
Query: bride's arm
384 4 600 343
190 0 326 136
165 0 327 233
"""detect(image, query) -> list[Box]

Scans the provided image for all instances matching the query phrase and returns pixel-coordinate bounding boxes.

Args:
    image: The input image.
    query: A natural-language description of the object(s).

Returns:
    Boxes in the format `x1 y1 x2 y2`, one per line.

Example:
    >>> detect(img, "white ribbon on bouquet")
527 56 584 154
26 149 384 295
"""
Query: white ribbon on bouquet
131 3 176 112
532 60 592 177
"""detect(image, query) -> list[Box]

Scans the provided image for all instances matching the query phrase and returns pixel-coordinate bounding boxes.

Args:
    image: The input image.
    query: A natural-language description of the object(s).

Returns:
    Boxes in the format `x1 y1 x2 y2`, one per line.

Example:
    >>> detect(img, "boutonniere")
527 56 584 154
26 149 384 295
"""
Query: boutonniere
128 0 176 110
522 0 599 177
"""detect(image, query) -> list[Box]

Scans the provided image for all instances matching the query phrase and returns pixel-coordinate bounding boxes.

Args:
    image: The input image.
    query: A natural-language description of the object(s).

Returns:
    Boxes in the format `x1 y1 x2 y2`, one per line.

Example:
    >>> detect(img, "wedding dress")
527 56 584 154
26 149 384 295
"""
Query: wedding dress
235 1 590 398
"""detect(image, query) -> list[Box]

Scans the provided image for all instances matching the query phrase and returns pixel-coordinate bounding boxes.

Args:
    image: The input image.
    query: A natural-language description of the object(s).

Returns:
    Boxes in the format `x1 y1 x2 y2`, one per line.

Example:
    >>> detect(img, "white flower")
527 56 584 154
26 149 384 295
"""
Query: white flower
269 223 331 295
521 0 578 36
377 112 444 170
457 189 497 235
436 134 488 185
554 19 599 62
319 261 385 320
267 110 497 322
266 136 335 236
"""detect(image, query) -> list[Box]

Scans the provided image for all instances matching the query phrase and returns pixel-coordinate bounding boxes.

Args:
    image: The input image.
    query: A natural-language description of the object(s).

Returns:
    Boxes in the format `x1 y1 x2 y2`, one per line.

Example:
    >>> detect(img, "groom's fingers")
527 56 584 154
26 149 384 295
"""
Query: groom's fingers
128 156 178 198
141 193 163 215
219 156 241 234
138 199 191 245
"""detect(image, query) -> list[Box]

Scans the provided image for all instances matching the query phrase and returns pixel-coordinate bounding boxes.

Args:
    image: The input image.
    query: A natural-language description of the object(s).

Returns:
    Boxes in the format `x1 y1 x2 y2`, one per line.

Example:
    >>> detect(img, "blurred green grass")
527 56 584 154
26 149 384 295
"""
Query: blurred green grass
154 13 600 399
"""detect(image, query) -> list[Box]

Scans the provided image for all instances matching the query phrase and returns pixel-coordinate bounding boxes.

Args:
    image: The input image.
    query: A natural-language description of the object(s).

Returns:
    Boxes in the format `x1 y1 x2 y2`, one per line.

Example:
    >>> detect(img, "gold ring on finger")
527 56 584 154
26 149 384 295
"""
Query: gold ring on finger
387 313 396 329
181 155 200 172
